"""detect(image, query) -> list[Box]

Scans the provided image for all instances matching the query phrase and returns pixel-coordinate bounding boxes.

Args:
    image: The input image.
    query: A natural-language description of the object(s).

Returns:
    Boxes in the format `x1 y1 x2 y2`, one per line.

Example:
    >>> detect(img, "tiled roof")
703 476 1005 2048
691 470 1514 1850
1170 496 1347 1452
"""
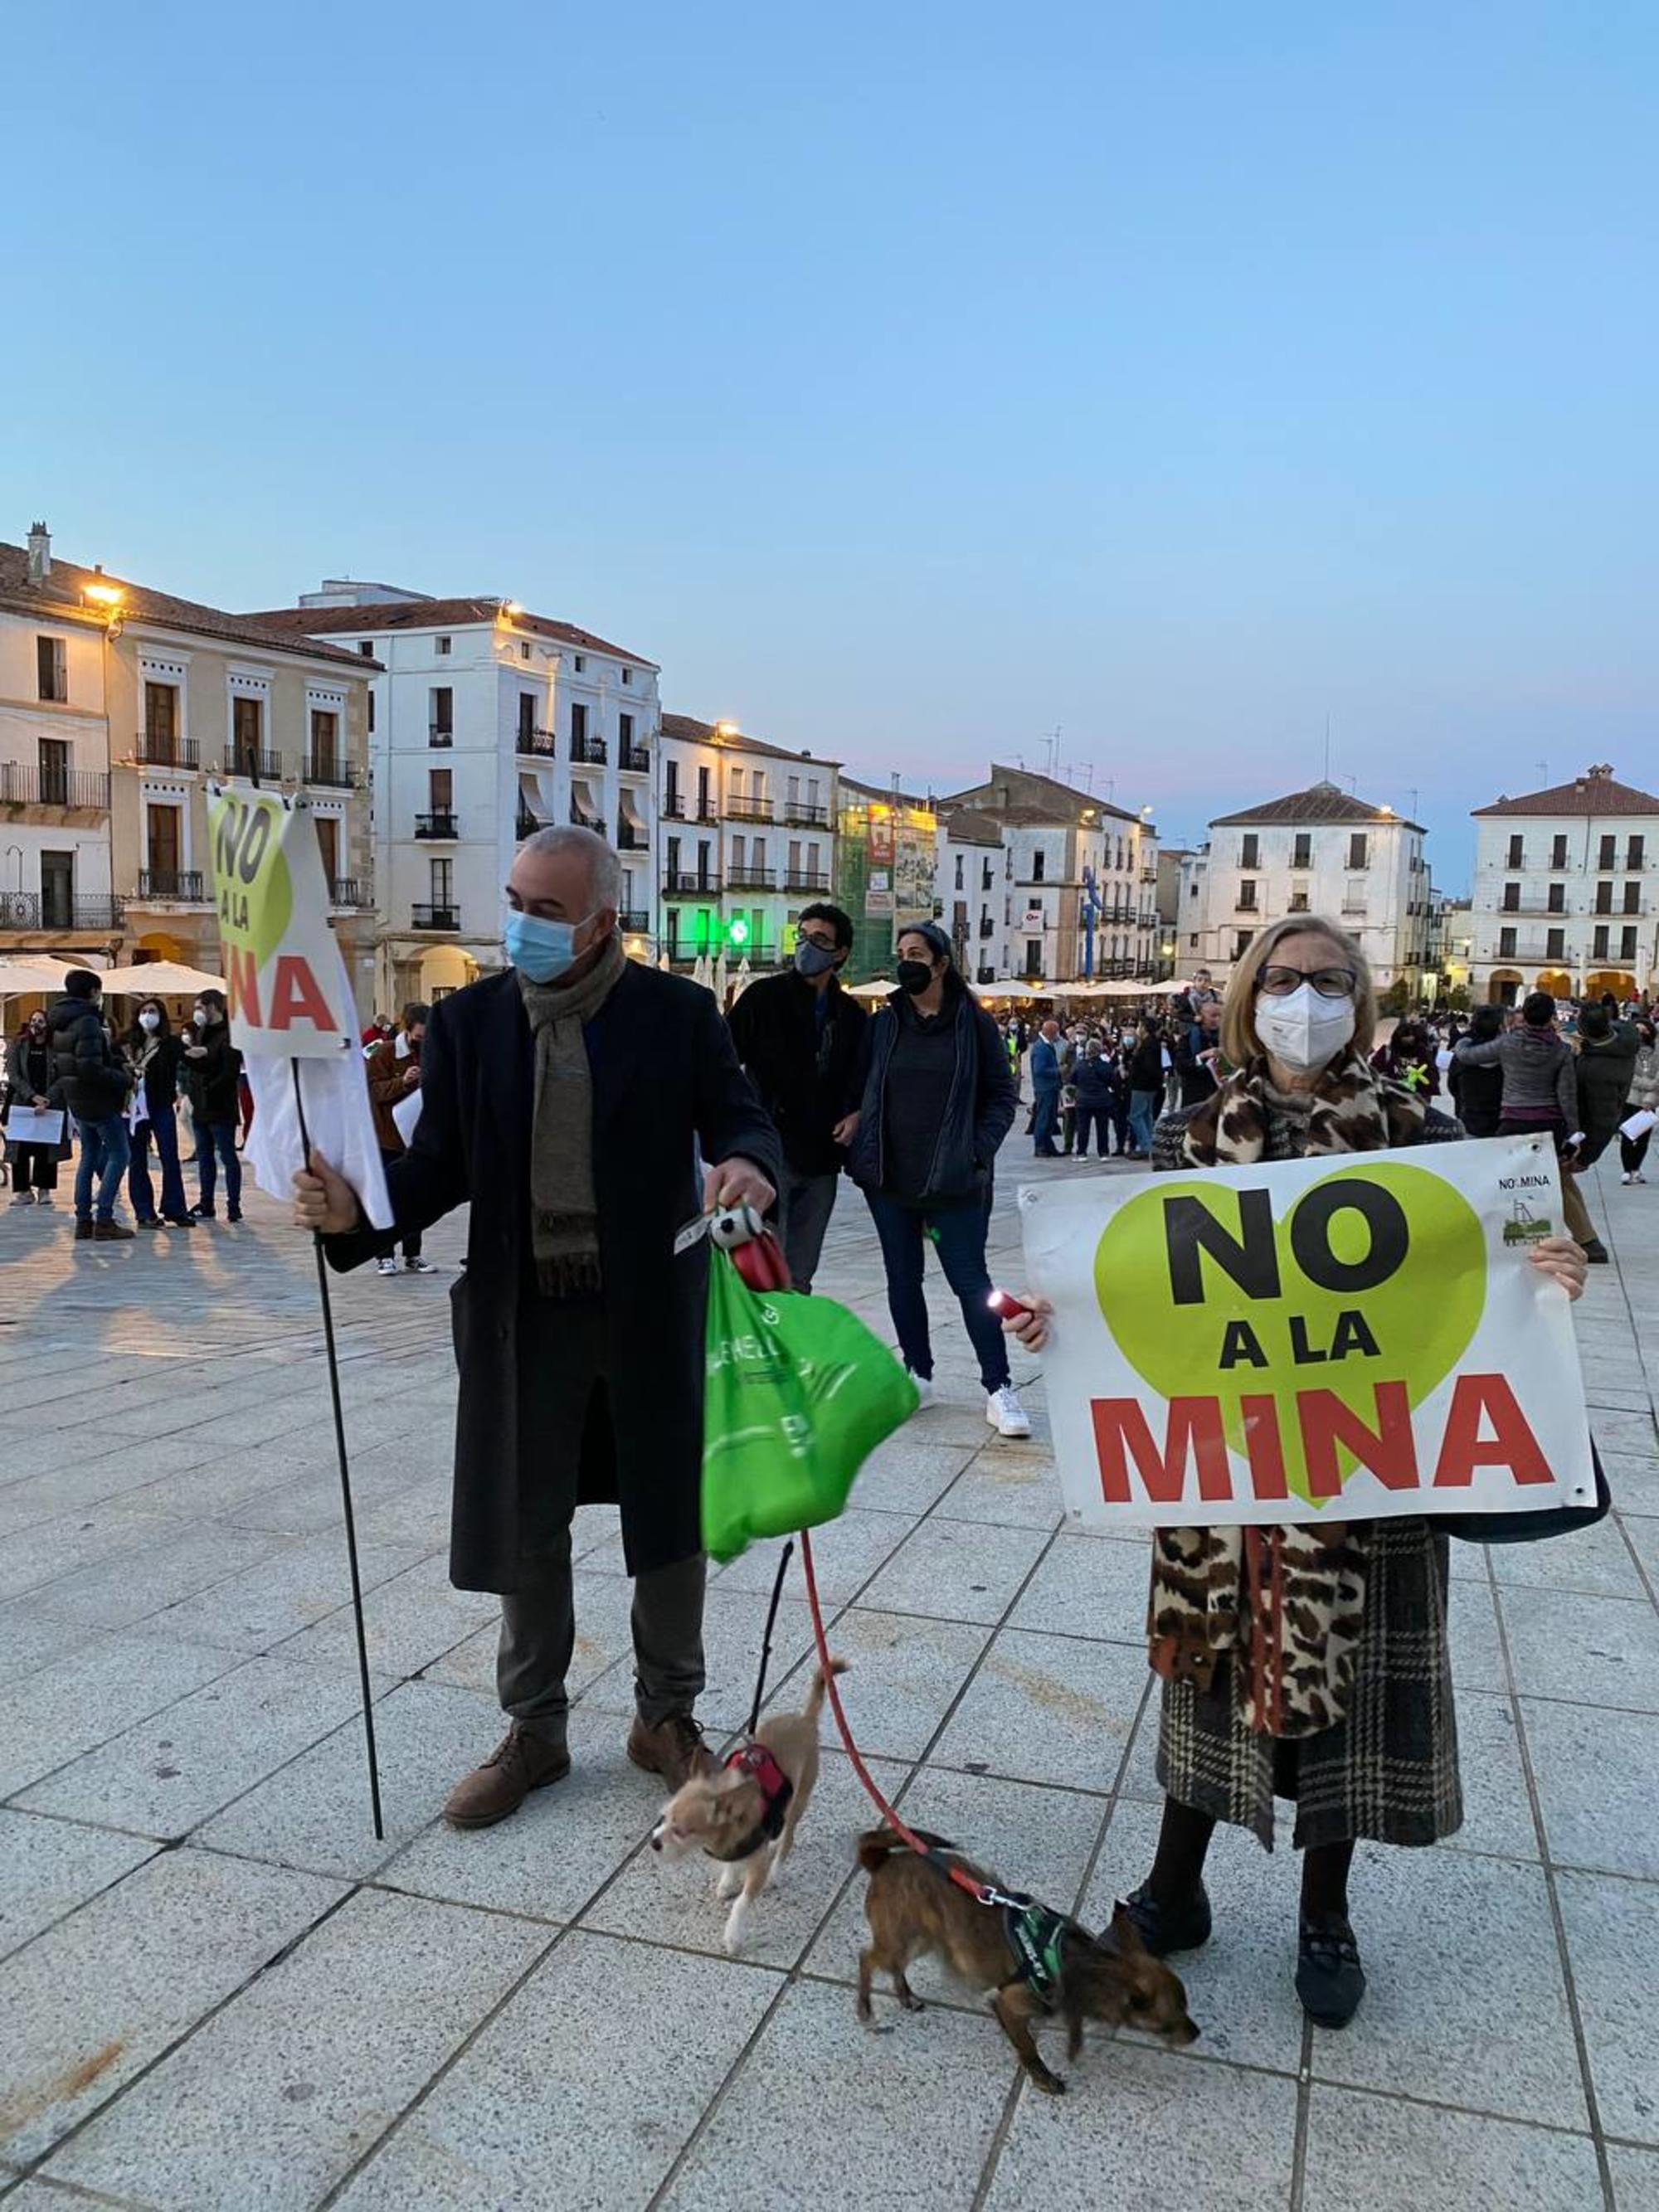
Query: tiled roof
840 773 933 809
1210 780 1423 831
939 807 1006 847
1472 767 1659 819
943 765 1143 827
661 712 841 770
0 544 375 669
242 595 654 668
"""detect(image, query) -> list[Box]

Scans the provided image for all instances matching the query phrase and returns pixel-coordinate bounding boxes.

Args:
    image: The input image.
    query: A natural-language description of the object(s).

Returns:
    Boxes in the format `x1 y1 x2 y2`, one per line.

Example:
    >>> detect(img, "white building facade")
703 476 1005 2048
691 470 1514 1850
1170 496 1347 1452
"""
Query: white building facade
1469 766 1659 1006
937 808 1012 982
1190 781 1428 991
249 586 659 1006
656 716 839 975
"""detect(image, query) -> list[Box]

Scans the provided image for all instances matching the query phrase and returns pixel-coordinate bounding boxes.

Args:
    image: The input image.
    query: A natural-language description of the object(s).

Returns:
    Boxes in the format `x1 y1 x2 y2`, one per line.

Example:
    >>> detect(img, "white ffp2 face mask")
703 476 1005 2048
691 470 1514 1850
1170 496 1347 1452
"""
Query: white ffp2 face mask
1255 984 1356 1072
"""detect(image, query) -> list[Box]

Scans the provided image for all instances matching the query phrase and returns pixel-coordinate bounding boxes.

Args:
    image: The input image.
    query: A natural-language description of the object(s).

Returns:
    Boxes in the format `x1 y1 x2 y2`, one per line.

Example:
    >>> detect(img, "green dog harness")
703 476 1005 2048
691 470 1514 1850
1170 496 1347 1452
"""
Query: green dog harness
1004 1896 1069 2007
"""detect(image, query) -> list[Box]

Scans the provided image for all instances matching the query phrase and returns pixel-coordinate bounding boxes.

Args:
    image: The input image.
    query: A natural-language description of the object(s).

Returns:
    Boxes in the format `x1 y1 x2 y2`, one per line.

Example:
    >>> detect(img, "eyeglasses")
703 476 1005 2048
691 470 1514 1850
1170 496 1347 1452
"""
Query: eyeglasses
795 927 838 950
1256 965 1359 1000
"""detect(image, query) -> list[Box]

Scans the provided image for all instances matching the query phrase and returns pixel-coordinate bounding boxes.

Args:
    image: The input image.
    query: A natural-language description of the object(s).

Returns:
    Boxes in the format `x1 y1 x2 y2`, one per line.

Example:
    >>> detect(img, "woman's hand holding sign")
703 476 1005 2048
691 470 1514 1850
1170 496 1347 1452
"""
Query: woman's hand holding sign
1527 1237 1586 1301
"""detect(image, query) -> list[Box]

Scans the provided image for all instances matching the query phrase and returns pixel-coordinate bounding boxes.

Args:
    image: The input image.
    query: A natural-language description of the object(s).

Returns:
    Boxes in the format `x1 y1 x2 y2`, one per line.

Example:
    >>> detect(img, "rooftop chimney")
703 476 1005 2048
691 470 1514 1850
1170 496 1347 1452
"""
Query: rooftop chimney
27 522 50 585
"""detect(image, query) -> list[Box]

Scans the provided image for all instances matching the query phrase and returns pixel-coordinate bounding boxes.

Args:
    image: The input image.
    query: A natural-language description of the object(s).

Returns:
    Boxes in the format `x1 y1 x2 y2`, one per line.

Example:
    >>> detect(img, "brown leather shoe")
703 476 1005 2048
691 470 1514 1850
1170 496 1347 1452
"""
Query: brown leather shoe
443 1725 570 1829
75 1218 95 1241
627 1711 715 1789
93 1221 136 1242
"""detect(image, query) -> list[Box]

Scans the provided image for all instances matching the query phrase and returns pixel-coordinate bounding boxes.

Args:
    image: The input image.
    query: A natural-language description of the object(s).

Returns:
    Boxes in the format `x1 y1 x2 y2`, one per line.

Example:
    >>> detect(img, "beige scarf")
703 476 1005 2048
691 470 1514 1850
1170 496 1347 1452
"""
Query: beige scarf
516 934 628 1298
1147 1053 1425 1737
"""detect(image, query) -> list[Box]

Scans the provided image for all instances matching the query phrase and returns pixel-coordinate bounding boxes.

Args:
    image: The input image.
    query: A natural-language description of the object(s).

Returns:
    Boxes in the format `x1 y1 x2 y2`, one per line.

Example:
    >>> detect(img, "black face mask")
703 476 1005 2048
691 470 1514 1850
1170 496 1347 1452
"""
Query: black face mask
897 960 935 997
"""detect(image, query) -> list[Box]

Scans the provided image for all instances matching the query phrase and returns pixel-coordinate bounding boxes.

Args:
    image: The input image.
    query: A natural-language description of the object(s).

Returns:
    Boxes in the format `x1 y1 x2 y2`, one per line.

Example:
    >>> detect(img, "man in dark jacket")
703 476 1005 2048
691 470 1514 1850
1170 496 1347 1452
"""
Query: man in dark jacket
1574 1003 1640 1169
726 902 866 1291
1172 999 1223 1108
1029 1019 1062 1156
294 828 780 1829
48 969 134 1241
1447 1004 1506 1135
182 991 245 1223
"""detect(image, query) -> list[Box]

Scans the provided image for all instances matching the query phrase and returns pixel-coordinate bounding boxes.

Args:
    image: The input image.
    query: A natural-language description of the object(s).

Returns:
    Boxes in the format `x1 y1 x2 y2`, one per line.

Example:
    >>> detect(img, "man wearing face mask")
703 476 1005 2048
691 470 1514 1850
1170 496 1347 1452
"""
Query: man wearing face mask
726 902 867 1293
47 969 134 1240
182 992 245 1223
293 827 780 1830
124 999 193 1229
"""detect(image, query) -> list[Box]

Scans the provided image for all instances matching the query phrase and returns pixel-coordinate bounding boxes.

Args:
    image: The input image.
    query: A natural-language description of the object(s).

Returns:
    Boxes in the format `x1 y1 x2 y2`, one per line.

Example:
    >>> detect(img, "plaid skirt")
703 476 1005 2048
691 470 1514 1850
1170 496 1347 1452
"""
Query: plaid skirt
1155 1518 1463 1851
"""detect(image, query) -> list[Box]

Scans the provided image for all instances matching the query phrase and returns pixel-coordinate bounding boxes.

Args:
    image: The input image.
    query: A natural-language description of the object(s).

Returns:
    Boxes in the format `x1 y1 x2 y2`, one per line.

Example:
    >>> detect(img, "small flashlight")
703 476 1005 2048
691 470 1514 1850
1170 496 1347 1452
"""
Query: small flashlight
986 1288 1034 1321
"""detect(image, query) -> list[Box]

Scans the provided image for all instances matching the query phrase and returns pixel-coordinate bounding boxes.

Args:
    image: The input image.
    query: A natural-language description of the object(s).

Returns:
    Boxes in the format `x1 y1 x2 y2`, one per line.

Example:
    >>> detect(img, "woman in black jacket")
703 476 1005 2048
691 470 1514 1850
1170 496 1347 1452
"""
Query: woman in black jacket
124 998 194 1228
5 1011 63 1204
182 990 245 1222
847 922 1027 1436
1446 1004 1505 1135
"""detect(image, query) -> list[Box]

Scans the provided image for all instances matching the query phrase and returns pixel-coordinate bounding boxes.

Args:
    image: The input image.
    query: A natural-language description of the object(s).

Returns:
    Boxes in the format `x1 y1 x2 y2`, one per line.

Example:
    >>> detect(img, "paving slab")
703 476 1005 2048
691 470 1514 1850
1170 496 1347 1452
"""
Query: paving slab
0 1630 239 1801
1007 1527 1152 1644
854 1513 1050 1624
710 1508 917 1605
1301 2086 1603 2212
0 1847 343 2166
152 1529 431 1658
331 1931 780 2212
785 1607 992 1762
43 1887 548 2212
1499 1584 1659 1713
1554 1869 1659 2146
1521 1697 1659 1879
930 1626 1151 1792
0 1811 156 1966
1445 1689 1539 1862
273 1550 500 1682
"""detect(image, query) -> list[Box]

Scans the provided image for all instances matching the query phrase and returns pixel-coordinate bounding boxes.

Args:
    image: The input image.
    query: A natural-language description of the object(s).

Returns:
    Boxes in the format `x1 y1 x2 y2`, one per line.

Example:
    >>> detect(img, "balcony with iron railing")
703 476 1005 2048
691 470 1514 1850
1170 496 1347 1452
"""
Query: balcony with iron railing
617 824 649 852
304 756 358 789
619 909 652 933
429 724 455 749
134 733 201 771
329 879 372 910
0 892 124 931
726 865 776 891
663 871 722 897
0 766 111 812
416 813 459 839
782 801 829 828
782 867 832 892
570 735 608 766
620 744 650 773
411 903 460 931
135 869 207 904
724 795 774 824
516 728 556 757
570 809 607 839
227 750 284 782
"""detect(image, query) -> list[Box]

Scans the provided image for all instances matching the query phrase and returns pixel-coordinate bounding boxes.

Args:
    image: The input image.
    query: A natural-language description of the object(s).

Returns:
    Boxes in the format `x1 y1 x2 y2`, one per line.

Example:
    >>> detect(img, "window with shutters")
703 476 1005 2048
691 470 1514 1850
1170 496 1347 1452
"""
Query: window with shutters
1593 925 1610 960
1349 834 1369 869
1599 834 1617 869
1546 928 1565 960
36 636 66 702
1508 835 1525 868
1499 926 1517 958
1546 883 1564 913
1240 834 1259 868
1502 882 1520 912
1292 833 1311 868
1596 882 1613 914
1624 882 1641 914
1628 835 1646 870
1551 834 1568 868
1622 926 1639 961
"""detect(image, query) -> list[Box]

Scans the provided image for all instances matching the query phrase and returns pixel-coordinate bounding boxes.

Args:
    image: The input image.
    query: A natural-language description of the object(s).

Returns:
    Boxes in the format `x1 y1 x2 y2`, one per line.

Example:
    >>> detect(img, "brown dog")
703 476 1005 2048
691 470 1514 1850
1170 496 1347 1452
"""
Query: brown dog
651 1660 847 1955
855 1829 1199 2094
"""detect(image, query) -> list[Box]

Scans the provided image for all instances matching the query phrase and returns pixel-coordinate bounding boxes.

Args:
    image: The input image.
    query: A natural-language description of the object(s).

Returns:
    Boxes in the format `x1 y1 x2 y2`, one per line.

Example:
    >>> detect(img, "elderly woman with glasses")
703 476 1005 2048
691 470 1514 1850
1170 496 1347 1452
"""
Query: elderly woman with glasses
1005 916 1586 2030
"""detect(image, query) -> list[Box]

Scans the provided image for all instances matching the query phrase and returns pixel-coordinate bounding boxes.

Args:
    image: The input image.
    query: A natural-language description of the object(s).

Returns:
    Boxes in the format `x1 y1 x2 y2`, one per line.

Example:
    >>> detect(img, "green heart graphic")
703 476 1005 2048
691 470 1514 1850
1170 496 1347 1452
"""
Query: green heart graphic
1095 1160 1486 1507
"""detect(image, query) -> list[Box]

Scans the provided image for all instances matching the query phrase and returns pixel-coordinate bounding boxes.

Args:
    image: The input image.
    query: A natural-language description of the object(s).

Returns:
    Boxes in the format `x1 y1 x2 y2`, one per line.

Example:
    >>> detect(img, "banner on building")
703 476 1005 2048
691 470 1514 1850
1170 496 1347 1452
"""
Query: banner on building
1020 1135 1592 1529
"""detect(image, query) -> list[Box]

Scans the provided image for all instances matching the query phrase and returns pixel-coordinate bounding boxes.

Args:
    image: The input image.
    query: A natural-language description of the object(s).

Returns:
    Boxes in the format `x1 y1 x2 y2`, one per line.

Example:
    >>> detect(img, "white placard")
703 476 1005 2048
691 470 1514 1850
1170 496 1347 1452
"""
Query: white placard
6 1107 65 1146
391 1087 423 1146
1619 1109 1656 1142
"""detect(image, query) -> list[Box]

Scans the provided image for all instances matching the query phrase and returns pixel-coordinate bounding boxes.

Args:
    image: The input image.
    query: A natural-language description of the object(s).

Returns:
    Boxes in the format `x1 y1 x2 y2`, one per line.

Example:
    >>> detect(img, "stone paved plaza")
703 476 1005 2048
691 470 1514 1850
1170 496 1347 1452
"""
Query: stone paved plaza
2 1149 1657 2212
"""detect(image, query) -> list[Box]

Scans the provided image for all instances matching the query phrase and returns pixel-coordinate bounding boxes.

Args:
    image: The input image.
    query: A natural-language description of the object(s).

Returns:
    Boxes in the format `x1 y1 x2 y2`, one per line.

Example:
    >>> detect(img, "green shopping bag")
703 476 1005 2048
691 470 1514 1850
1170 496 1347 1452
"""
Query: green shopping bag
701 1251 919 1563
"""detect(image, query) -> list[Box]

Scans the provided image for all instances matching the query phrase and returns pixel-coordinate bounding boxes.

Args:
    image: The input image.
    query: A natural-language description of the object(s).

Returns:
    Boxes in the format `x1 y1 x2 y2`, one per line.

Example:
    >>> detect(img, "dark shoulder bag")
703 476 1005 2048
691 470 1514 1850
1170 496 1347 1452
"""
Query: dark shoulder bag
1438 1440 1611 1544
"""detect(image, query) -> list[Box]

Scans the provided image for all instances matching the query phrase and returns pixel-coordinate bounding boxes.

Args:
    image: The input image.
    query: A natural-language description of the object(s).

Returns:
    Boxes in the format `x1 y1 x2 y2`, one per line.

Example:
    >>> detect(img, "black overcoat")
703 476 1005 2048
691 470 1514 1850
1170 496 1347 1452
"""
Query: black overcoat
326 962 780 1591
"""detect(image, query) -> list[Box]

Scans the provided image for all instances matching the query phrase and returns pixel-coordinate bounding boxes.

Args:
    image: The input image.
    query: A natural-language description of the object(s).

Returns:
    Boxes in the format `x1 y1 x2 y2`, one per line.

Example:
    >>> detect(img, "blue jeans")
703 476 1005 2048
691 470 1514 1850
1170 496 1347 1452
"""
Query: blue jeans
1129 1090 1160 1155
194 1117 242 1216
1032 1086 1060 1155
74 1114 131 1223
866 1189 1010 1393
129 1109 188 1223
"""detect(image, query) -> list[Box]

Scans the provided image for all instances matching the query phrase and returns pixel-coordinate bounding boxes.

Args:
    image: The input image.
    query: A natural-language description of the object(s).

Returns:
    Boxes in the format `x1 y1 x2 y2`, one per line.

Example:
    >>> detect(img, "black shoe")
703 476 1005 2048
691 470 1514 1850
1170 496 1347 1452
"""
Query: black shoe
1122 1880 1213 1957
191 1207 216 1220
226 1208 243 1223
1297 1912 1365 2028
1582 1238 1609 1265
161 1215 196 1229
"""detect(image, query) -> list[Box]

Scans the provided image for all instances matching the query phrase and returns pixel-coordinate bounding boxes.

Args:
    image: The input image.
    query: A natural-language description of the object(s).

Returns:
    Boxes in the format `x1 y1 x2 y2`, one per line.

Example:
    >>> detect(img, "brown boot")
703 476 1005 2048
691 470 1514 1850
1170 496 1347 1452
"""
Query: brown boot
443 1725 570 1830
93 1221 136 1242
627 1711 715 1789
75 1218 95 1241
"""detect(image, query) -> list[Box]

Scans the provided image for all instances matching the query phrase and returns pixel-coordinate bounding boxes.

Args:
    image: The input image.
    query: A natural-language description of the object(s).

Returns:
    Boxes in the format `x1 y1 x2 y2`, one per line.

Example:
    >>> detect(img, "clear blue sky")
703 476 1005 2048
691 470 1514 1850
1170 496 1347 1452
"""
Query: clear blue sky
3 2 1654 885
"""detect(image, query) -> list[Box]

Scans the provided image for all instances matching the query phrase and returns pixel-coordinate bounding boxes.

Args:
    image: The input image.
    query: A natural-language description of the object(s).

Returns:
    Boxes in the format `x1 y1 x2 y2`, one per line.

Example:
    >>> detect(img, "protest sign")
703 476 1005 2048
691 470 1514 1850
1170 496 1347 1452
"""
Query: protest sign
1021 1135 1593 1529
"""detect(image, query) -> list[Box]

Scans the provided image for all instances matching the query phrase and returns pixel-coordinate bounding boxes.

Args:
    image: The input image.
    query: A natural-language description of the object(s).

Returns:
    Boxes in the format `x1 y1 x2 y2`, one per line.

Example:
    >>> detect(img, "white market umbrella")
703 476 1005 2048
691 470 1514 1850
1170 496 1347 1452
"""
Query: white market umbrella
692 953 713 994
846 978 895 998
0 957 76 994
98 960 226 996
731 958 754 999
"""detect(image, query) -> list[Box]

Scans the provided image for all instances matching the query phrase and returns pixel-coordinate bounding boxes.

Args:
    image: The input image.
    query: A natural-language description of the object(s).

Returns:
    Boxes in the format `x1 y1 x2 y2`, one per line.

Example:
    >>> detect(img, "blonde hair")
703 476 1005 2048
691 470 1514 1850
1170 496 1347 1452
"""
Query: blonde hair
1221 915 1377 1067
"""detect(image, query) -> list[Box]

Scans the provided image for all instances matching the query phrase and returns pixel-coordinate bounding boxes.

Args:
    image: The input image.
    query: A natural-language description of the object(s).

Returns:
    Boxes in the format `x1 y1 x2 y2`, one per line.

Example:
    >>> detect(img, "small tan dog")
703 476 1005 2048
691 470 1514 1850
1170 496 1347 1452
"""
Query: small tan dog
651 1659 847 1954
856 1830 1199 2095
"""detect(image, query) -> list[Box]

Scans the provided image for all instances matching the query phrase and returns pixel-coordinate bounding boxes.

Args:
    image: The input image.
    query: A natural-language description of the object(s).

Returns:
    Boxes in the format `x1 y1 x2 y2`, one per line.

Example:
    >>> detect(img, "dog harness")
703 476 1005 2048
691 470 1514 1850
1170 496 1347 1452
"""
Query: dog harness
712 1743 795 1864
1002 1894 1069 2008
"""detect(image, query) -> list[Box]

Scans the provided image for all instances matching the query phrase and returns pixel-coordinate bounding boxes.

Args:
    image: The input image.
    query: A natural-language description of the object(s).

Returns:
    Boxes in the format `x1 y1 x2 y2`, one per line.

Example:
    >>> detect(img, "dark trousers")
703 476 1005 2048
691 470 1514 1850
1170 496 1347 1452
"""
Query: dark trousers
74 1114 130 1223
866 1189 1010 1393
1129 1089 1160 1155
193 1117 242 1215
11 1143 60 1193
779 1165 839 1292
1622 1129 1652 1174
1073 1105 1113 1157
379 1150 422 1259
1033 1086 1060 1155
129 1110 188 1223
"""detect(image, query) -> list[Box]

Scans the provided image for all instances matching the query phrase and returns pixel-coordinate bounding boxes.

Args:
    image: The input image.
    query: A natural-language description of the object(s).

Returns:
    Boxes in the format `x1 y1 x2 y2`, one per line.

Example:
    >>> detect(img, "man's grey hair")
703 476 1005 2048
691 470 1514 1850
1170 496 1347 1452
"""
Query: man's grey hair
518 825 621 912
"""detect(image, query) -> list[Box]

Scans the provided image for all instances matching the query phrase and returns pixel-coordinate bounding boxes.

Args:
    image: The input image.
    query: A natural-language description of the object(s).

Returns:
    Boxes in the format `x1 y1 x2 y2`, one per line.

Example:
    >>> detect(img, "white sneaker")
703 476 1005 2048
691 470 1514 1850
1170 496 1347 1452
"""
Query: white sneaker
405 1257 438 1274
377 1256 399 1276
9 1191 34 1206
36 1192 53 1208
907 1371 936 1410
1623 1173 1636 1185
986 1386 1032 1439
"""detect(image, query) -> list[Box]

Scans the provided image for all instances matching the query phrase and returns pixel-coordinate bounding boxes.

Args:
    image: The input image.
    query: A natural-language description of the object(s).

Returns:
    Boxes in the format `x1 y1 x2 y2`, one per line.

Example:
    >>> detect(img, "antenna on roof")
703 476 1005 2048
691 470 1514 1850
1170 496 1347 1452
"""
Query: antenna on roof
1323 715 1331 781
1536 761 1549 786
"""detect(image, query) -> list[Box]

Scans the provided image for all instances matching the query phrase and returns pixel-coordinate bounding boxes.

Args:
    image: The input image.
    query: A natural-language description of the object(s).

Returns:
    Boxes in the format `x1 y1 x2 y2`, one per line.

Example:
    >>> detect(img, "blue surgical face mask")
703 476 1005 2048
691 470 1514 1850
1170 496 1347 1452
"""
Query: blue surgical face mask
504 907 596 984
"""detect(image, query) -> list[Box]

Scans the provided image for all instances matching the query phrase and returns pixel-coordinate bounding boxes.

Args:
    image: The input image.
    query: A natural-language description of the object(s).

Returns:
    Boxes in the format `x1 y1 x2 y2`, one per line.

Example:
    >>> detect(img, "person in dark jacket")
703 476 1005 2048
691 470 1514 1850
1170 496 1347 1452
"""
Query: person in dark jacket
294 827 780 1830
1029 1018 1062 1156
847 921 1027 1436
366 1001 435 1276
124 998 193 1228
1172 999 1224 1108
726 901 867 1292
182 990 245 1223
1373 1019 1439 1100
48 969 134 1240
1456 991 1603 1258
1446 1004 1506 1136
5 1010 63 1204
1574 1004 1640 1172
1072 1035 1119 1158
1125 1018 1165 1158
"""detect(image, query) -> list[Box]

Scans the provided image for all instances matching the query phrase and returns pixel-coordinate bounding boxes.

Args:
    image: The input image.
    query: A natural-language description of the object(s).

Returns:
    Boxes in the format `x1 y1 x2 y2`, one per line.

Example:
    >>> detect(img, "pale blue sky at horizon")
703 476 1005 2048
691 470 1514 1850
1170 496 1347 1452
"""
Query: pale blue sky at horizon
2 2 1653 887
